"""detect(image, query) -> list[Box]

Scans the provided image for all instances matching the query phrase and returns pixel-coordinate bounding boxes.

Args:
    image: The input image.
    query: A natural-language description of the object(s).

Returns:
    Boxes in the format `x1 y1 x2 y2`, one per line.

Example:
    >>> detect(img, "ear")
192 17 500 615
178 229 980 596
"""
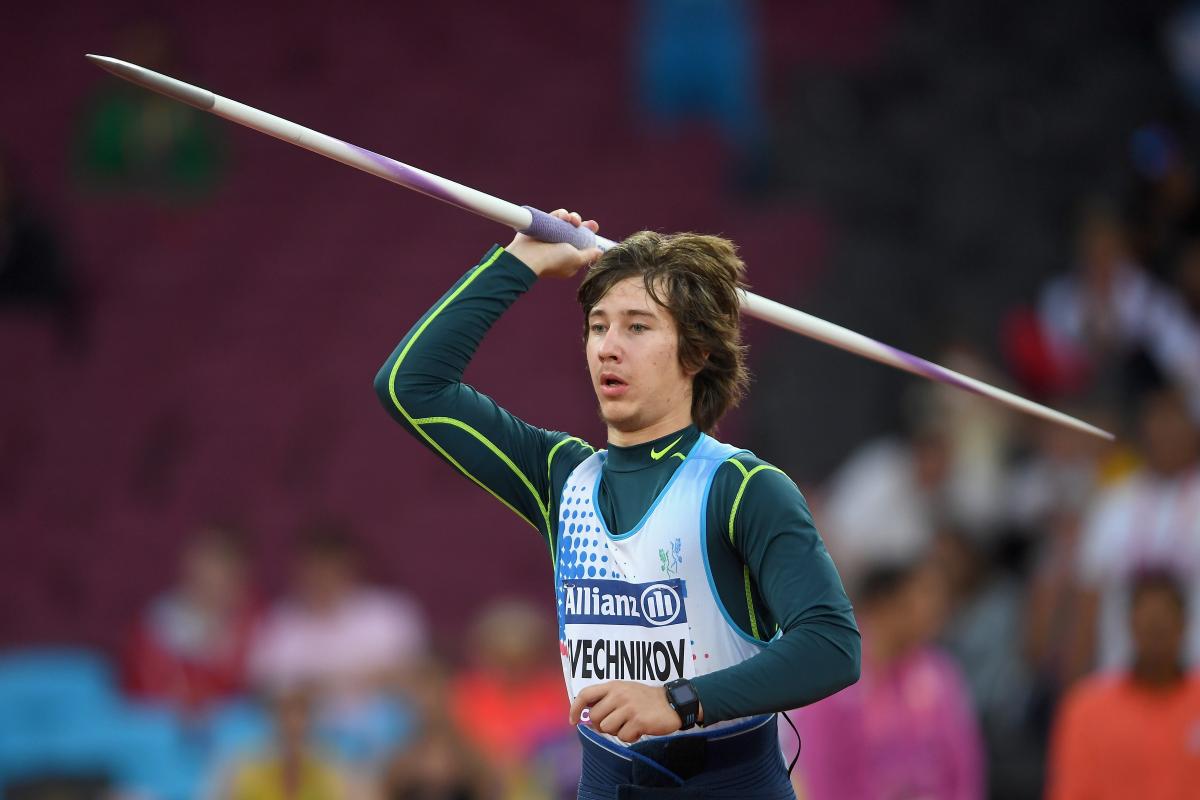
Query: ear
683 351 709 379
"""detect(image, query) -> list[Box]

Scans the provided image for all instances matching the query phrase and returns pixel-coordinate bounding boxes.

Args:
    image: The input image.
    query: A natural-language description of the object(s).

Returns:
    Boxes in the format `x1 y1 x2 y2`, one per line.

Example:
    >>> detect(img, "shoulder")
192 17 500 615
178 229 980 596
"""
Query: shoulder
547 433 598 484
1058 673 1125 720
1081 473 1146 548
713 449 806 510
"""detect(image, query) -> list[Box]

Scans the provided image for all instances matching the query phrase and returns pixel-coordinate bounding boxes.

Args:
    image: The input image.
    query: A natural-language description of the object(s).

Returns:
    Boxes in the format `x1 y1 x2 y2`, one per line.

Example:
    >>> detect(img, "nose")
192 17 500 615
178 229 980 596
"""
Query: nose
597 328 621 362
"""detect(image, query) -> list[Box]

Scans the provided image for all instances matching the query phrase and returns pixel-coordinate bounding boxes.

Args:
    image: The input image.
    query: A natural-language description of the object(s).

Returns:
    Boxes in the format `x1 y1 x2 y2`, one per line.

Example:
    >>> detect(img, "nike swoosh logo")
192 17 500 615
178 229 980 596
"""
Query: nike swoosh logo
651 435 684 461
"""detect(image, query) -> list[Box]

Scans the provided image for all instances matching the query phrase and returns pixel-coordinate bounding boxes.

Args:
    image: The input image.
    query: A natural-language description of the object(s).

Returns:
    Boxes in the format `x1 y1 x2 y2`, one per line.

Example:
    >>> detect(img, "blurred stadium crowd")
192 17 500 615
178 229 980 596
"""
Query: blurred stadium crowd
2 1 1200 798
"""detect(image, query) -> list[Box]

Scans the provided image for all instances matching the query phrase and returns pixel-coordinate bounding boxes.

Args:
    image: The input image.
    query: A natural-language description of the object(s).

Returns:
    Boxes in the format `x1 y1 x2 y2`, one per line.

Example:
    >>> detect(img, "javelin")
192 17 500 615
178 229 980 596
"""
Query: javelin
86 54 1113 441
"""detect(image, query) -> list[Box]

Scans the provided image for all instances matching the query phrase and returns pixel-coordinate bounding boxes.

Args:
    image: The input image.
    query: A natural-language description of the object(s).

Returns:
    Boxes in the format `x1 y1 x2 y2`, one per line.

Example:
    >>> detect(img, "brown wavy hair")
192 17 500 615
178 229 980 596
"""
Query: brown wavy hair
577 231 749 433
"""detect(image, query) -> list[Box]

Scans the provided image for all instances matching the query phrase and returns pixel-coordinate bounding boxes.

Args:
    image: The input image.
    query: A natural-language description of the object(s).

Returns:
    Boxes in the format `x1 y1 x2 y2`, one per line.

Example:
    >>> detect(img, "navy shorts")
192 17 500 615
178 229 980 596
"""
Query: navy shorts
576 715 795 799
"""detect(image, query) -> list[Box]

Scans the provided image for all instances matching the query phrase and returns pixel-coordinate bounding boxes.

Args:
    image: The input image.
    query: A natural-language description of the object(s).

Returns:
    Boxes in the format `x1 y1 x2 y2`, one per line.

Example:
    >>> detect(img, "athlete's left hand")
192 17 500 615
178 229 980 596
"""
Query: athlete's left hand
569 681 700 744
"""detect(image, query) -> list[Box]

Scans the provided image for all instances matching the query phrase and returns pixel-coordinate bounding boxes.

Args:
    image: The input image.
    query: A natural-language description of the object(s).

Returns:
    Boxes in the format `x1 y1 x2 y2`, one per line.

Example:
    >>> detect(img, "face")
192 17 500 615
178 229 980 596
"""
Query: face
295 553 355 610
1130 585 1186 671
897 561 949 647
586 277 696 443
1139 391 1199 476
181 537 245 614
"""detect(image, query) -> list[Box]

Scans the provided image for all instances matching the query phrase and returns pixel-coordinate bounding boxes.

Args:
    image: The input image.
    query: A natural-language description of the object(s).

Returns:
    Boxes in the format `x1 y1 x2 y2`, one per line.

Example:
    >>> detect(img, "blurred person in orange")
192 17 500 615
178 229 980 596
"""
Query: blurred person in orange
449 600 573 796
1047 570 1200 800
123 524 261 713
1070 385 1200 679
216 685 377 800
781 558 984 800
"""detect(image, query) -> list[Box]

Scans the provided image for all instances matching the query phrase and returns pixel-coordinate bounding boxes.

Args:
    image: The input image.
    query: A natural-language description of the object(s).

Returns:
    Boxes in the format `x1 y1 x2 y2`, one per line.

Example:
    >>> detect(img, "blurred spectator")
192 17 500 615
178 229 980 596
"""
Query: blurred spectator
123 525 260 713
213 686 376 800
1017 412 1114 689
783 559 984 800
1173 236 1200 316
1167 4 1200 112
0 157 86 349
249 521 427 766
74 21 225 200
1034 204 1200 418
1124 127 1200 277
384 661 495 800
449 599 574 798
1071 386 1200 678
1047 570 1200 800
250 521 427 696
822 399 953 588
633 0 768 189
937 531 1040 799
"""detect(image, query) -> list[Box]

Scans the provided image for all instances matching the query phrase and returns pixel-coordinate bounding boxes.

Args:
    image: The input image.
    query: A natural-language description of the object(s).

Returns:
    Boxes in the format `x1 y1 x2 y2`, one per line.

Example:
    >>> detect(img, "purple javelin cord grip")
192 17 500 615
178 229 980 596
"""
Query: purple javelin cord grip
521 206 598 250
880 344 986 398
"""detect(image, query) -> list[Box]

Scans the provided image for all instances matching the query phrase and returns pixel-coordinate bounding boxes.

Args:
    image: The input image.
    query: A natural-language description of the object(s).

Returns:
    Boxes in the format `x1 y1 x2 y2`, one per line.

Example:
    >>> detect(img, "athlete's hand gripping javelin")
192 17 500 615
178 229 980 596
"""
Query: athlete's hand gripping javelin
506 209 602 278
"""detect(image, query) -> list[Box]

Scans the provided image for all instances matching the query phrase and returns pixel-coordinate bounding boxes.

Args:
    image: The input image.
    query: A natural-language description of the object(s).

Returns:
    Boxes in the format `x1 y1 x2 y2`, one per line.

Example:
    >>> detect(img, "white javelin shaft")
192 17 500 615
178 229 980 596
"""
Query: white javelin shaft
85 54 1113 441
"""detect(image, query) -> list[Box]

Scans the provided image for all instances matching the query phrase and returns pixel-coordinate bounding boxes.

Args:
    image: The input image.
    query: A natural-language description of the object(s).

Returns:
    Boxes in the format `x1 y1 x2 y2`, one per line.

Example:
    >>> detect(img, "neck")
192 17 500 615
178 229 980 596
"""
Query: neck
1132 658 1185 688
607 411 696 447
862 618 911 669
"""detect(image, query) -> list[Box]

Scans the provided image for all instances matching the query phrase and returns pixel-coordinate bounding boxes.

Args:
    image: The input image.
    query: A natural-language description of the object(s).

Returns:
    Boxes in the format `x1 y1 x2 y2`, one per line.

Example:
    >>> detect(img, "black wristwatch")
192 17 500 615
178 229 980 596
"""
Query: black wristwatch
664 678 700 730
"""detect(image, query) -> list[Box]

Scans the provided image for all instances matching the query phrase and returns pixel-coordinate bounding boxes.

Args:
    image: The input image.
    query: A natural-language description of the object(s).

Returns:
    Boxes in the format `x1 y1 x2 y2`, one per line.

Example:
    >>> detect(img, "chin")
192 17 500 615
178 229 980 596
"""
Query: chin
597 404 642 432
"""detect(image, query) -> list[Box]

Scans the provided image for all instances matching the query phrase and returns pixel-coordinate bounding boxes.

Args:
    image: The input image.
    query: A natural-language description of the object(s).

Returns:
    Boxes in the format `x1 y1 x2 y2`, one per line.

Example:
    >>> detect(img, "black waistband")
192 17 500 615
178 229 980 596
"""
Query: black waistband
579 715 778 785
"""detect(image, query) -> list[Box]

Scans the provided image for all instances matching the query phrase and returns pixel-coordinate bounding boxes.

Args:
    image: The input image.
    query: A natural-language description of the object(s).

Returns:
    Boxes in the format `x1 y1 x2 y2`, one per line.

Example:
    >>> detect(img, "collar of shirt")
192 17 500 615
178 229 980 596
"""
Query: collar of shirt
603 425 701 473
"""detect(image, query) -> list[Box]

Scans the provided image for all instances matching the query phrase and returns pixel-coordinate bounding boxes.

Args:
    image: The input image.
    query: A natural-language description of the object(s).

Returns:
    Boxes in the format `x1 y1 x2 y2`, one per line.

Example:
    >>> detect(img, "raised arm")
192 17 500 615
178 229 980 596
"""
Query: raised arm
373 211 602 539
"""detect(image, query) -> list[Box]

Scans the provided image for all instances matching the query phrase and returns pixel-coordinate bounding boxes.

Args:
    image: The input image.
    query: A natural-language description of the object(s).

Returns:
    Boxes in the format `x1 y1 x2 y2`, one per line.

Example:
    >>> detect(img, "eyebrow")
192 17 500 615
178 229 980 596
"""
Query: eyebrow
589 308 659 320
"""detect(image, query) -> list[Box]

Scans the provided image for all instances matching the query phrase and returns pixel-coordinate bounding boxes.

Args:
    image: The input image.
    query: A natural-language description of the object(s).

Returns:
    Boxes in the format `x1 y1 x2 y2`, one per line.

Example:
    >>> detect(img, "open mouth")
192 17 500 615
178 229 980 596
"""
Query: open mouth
599 373 628 397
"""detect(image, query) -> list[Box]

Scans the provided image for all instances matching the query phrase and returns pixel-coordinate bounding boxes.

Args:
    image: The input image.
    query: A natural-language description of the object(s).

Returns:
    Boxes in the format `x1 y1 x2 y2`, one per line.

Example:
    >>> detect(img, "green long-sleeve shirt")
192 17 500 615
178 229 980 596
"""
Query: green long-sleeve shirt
374 246 859 723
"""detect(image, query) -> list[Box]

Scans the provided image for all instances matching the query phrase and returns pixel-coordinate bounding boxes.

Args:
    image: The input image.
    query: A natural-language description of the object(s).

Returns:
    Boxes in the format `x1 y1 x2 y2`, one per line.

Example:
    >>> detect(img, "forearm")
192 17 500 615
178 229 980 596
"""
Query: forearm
695 463 861 723
692 616 860 723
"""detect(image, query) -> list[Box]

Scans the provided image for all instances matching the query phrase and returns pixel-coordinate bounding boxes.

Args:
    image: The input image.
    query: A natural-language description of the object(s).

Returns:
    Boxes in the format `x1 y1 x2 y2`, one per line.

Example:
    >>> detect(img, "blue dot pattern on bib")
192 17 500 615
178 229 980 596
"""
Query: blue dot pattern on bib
556 480 616 639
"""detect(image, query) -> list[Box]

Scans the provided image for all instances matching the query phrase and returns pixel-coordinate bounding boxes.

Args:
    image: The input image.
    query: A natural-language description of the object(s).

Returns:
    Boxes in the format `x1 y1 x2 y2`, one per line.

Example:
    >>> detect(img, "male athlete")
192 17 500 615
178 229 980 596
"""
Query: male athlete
375 211 860 798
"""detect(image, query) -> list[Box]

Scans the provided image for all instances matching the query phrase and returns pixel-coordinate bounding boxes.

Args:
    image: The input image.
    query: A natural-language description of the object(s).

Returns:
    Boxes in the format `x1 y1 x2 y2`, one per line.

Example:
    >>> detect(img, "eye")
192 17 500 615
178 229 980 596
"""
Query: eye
630 323 648 333
589 323 607 335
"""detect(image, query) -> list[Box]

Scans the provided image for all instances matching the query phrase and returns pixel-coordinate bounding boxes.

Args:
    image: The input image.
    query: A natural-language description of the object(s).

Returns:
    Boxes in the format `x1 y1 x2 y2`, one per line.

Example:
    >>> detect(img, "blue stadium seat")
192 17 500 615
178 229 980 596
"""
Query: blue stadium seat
0 648 119 782
204 698 272 764
109 704 204 800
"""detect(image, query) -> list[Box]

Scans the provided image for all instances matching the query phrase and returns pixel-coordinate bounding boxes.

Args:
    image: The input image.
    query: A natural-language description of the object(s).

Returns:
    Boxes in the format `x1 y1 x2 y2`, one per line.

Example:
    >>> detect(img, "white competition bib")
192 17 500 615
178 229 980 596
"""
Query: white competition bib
555 434 771 742
562 577 696 694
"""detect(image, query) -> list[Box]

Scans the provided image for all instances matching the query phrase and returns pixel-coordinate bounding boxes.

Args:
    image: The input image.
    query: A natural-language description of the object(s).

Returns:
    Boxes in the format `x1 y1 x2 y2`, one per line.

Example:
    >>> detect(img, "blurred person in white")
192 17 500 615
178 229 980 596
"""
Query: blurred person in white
123 524 261 713
1036 204 1200 420
823 372 1010 589
1047 570 1200 800
1017 410 1116 687
1071 385 1200 678
249 521 428 757
781 557 984 800
214 685 378 800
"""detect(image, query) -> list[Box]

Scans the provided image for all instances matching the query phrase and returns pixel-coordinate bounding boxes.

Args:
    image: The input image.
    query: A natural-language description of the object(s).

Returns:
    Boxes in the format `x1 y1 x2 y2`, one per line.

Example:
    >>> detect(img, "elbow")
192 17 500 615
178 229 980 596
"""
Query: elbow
842 637 862 690
374 359 418 416
835 626 862 691
374 362 397 409
820 628 862 699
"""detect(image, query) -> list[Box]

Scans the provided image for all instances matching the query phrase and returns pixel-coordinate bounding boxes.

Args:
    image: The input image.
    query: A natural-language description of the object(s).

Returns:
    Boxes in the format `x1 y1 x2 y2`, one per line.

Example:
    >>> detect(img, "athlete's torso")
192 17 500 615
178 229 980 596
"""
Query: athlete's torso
555 434 769 745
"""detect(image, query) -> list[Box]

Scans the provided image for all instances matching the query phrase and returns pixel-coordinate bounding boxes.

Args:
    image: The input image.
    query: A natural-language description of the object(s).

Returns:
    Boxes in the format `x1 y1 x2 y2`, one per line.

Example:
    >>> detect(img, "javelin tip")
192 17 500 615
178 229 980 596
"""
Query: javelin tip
86 53 216 111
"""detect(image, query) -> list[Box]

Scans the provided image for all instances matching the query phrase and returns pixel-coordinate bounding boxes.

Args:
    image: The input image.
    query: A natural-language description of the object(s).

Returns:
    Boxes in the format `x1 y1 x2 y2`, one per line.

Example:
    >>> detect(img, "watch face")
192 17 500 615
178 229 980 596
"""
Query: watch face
671 682 698 705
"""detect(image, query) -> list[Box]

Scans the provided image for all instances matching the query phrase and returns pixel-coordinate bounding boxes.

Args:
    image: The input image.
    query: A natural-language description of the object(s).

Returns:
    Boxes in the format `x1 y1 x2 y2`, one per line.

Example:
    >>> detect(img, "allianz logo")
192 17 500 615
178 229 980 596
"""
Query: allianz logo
563 581 683 626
